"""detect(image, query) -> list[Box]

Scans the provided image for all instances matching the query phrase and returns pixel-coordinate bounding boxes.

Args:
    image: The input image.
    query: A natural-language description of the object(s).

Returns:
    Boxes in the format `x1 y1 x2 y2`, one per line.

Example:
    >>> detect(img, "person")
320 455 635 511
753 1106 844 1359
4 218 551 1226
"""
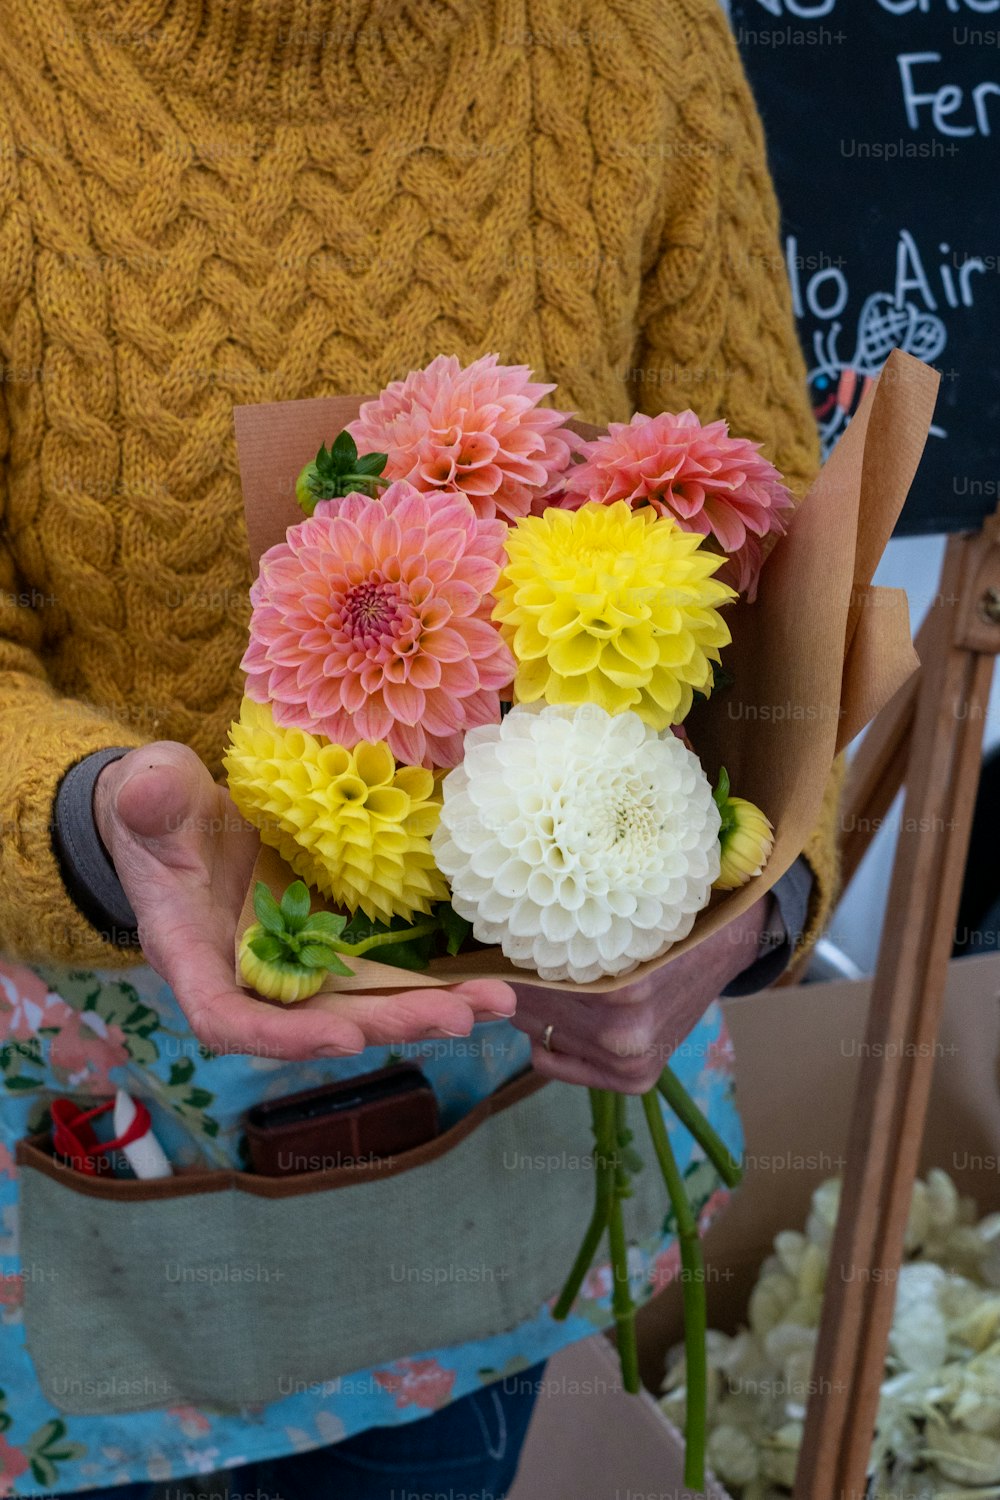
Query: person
0 0 841 1495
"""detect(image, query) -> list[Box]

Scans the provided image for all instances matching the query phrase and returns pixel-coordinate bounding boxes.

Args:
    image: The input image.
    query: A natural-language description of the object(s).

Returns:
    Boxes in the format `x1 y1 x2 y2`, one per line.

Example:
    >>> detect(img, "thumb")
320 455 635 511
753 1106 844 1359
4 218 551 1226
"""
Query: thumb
108 743 212 845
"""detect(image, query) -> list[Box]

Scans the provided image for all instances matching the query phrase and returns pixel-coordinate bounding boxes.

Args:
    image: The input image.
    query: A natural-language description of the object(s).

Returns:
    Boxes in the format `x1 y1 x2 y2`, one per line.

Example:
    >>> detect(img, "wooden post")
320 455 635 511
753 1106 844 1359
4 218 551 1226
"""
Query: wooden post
795 509 1000 1499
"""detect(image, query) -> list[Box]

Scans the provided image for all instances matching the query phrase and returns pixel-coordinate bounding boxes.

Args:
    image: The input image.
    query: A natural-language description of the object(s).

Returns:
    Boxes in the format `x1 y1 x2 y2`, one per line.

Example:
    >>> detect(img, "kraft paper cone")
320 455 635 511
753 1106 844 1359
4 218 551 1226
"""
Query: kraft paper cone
231 349 939 996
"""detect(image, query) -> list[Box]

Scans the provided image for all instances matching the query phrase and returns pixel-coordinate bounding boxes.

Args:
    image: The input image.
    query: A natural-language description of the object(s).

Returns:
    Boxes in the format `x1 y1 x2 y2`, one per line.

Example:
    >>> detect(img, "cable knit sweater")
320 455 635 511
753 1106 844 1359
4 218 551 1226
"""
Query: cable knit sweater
0 0 840 969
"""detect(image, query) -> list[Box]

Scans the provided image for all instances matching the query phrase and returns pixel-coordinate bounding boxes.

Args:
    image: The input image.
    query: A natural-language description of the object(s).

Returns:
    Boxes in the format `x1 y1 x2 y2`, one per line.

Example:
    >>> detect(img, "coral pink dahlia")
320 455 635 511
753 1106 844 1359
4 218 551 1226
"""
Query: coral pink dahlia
346 353 578 523
562 409 794 600
241 482 515 768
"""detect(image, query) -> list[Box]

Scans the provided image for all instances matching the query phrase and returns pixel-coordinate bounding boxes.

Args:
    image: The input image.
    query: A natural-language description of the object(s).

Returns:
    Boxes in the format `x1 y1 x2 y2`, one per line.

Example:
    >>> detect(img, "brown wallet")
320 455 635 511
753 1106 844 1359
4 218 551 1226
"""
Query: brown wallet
243 1064 440 1177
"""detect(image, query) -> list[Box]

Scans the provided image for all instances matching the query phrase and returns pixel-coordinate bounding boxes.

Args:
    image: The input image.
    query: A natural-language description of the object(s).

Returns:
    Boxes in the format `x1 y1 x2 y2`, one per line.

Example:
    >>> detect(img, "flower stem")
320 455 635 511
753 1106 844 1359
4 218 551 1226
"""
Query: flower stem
336 922 439 958
657 1064 743 1189
641 1089 708 1491
609 1093 640 1394
552 1088 615 1320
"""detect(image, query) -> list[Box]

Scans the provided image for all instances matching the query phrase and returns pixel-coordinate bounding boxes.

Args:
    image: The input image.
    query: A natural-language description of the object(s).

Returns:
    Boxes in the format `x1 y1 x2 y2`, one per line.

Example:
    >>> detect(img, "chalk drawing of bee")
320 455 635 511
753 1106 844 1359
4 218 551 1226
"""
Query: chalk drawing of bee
808 293 947 458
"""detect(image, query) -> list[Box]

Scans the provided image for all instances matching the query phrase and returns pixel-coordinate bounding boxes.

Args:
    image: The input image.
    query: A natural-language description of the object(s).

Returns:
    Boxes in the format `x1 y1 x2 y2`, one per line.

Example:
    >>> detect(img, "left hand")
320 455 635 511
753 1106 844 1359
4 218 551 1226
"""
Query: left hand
512 896 780 1092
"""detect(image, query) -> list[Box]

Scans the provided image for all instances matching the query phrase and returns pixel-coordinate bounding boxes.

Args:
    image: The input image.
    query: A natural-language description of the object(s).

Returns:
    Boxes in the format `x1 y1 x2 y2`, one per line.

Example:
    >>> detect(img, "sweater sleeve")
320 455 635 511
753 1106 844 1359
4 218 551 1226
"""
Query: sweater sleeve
0 96 148 967
0 388 146 967
630 0 843 965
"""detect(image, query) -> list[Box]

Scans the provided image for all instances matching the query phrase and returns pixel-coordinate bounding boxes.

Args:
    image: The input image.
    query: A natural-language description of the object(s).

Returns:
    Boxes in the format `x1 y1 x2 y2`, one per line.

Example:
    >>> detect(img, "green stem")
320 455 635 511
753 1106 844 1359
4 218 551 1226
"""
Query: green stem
552 1089 615 1320
609 1094 640 1394
642 1090 708 1491
335 922 439 959
657 1065 743 1189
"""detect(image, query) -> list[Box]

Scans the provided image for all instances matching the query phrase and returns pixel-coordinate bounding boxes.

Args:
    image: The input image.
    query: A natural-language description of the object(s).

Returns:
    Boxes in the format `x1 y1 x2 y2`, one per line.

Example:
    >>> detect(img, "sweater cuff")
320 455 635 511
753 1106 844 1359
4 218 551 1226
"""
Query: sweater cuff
51 748 140 948
721 857 814 998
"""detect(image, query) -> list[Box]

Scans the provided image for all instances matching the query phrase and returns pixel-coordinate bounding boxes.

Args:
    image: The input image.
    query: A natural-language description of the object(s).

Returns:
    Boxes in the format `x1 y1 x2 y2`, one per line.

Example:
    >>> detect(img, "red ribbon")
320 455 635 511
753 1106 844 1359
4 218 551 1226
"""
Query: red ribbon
51 1096 152 1177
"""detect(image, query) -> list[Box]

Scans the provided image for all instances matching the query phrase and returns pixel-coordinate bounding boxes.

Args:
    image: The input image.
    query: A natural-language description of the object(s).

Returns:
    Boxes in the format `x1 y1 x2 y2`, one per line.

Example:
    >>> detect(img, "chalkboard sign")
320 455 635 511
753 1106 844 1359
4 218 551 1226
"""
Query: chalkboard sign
729 0 1000 535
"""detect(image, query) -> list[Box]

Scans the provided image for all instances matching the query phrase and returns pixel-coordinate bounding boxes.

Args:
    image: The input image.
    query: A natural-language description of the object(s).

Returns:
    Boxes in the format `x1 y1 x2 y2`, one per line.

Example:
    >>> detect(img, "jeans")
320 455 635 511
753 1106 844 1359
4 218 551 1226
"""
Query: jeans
75 1362 546 1500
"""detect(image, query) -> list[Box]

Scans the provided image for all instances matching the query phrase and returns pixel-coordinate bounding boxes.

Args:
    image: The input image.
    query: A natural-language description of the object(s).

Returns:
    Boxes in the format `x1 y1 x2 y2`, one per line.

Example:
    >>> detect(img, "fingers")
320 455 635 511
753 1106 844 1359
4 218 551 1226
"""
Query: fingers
303 979 517 1046
515 993 678 1092
460 979 518 1022
529 1043 653 1094
108 742 211 842
165 925 369 1061
173 927 517 1059
303 987 478 1045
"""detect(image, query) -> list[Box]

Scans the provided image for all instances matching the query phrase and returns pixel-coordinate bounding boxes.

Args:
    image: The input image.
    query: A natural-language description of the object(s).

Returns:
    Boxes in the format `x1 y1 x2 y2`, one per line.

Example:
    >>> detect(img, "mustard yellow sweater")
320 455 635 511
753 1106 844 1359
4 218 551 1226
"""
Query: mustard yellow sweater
0 0 840 968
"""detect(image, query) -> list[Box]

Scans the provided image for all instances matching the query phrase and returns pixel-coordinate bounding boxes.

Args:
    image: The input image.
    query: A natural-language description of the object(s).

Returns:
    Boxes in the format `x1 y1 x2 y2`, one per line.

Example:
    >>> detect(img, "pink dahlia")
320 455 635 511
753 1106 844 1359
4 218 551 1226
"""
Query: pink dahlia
346 353 578 523
241 482 515 768
561 409 794 600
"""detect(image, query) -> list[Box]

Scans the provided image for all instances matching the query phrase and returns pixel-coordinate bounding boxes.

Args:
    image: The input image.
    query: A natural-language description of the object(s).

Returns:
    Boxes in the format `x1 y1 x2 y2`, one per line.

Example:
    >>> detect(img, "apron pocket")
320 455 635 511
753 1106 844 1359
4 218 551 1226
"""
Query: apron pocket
16 1070 669 1416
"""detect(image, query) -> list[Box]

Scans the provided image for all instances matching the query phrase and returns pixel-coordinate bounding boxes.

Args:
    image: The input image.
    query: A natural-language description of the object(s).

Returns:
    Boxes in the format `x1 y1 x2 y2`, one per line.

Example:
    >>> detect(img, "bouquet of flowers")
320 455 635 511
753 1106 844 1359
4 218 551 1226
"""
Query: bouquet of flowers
226 350 937 1486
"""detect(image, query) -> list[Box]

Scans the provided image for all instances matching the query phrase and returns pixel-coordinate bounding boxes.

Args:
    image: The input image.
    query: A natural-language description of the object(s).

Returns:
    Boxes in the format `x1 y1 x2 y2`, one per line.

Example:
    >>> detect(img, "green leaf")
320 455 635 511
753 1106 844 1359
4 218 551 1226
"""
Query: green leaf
296 942 343 970
121 1004 159 1038
4 1074 41 1091
365 937 432 972
184 1088 214 1110
253 882 286 936
331 430 358 469
279 880 312 932
353 450 388 476
248 931 285 964
300 911 348 940
6 1040 41 1064
437 902 471 957
340 910 410 945
294 943 352 977
31 1457 56 1488
712 766 731 808
122 1035 158 1069
33 1419 67 1451
168 1058 195 1087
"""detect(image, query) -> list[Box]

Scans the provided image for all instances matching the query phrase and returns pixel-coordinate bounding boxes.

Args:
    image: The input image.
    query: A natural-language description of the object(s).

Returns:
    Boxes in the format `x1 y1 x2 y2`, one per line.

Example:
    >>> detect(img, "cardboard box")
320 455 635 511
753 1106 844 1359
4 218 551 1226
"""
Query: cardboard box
510 953 1000 1499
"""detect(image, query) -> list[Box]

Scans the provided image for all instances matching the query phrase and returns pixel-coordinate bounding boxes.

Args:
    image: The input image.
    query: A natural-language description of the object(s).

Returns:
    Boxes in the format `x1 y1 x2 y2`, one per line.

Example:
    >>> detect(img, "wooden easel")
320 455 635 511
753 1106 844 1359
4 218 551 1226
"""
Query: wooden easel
794 504 1000 1499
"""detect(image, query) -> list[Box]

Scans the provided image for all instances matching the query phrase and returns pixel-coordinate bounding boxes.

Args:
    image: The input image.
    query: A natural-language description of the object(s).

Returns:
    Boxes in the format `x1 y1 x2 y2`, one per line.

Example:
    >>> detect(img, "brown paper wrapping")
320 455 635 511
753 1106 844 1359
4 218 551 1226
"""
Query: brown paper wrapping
231 349 939 995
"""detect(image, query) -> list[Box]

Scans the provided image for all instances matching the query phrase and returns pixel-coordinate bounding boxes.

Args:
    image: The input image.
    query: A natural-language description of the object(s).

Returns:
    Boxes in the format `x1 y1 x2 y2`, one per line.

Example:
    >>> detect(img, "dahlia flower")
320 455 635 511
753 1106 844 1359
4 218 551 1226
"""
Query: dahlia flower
346 353 577 523
241 481 514 769
432 704 721 983
713 769 775 891
493 501 734 729
224 698 448 924
562 410 794 600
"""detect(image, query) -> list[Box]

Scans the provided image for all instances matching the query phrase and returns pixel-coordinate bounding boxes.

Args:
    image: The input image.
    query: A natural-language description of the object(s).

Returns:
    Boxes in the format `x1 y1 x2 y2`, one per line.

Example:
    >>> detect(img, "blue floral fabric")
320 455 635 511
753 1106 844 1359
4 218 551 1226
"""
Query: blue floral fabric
0 957 741 1496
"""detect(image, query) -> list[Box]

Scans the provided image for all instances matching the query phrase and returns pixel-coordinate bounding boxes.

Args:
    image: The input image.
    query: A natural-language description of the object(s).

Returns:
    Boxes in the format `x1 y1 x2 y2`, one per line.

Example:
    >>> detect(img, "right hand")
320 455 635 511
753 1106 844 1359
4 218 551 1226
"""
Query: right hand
95 742 516 1061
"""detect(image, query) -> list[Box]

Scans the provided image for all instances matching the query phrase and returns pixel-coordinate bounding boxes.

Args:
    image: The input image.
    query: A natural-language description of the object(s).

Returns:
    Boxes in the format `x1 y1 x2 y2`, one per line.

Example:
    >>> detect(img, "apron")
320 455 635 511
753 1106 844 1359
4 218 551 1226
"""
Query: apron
0 957 740 1495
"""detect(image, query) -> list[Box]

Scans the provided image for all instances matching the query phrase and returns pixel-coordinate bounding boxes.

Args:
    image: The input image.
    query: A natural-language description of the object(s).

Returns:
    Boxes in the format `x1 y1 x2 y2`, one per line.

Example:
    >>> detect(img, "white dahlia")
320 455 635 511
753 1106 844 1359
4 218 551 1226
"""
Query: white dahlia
432 704 721 983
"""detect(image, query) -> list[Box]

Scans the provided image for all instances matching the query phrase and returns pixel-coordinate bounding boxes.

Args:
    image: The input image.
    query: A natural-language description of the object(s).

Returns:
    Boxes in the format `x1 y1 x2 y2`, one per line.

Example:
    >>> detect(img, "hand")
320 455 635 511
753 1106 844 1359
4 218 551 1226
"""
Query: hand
511 896 780 1092
94 743 516 1060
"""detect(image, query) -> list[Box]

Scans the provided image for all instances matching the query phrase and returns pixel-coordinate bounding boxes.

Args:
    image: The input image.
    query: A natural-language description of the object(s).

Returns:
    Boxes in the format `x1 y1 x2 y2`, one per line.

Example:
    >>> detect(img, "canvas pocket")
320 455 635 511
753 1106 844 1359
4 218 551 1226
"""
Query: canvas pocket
16 1072 670 1416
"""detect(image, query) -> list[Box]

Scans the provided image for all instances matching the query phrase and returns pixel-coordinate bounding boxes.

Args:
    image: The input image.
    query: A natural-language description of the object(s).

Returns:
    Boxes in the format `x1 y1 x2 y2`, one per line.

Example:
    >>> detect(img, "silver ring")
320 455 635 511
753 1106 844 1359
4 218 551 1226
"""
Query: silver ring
542 1023 555 1053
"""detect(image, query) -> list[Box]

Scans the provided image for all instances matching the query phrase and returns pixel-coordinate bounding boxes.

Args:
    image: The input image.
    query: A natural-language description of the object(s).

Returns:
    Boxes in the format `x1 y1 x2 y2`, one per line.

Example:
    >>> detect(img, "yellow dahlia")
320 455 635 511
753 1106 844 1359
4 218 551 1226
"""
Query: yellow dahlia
712 769 774 890
224 698 448 924
493 500 735 728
